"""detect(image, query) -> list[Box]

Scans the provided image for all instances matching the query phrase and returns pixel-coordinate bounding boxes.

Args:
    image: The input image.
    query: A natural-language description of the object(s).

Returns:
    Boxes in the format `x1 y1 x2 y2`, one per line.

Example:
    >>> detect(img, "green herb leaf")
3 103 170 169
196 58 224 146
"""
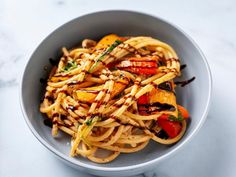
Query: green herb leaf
62 61 77 72
85 116 102 126
85 118 93 126
89 40 122 73
168 111 184 122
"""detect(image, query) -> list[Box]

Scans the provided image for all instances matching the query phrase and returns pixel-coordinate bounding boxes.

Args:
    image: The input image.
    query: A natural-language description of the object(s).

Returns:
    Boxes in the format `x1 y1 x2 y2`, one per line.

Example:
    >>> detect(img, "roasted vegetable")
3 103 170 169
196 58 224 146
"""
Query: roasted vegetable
149 88 176 106
137 94 149 105
177 105 189 118
116 56 158 75
137 88 176 106
137 87 178 117
157 118 181 138
76 78 128 103
95 34 121 49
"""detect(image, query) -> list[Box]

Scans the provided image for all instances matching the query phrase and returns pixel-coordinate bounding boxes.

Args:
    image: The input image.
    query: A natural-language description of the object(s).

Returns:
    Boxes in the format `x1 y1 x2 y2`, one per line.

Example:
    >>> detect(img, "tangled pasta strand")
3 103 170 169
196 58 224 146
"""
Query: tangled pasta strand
40 35 189 163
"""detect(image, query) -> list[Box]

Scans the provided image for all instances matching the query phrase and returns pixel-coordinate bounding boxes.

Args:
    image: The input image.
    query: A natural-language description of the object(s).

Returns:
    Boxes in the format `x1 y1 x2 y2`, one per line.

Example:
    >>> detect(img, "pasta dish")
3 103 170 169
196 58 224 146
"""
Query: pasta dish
40 34 192 163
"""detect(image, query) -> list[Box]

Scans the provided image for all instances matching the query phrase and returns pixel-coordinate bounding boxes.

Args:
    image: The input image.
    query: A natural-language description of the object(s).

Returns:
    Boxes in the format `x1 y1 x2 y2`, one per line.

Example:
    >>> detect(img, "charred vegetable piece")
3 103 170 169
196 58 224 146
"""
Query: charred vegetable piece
156 130 169 139
138 103 175 115
116 56 158 75
157 118 181 138
157 105 189 122
76 78 128 103
155 105 189 122
137 87 177 116
149 88 176 105
137 88 176 106
158 82 173 92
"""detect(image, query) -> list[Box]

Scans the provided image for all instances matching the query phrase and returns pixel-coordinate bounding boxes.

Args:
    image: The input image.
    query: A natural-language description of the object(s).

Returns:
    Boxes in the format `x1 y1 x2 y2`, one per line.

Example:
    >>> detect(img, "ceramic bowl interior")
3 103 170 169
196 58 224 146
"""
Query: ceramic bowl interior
21 10 211 174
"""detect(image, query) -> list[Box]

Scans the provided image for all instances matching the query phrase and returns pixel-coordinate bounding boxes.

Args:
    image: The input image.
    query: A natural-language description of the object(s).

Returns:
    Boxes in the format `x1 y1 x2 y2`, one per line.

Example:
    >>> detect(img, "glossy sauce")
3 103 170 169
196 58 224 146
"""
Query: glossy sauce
44 119 53 128
45 96 54 102
39 78 47 84
49 58 58 66
180 64 187 70
175 76 196 87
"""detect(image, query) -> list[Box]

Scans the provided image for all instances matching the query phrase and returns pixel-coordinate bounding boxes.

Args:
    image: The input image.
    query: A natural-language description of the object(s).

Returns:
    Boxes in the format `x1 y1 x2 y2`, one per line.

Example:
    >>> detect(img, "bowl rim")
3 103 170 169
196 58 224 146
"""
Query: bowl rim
20 9 212 172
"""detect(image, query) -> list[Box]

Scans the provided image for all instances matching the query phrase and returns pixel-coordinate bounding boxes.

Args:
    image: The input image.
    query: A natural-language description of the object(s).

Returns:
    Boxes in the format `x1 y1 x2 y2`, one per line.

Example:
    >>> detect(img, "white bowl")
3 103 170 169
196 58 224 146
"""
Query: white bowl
20 10 212 177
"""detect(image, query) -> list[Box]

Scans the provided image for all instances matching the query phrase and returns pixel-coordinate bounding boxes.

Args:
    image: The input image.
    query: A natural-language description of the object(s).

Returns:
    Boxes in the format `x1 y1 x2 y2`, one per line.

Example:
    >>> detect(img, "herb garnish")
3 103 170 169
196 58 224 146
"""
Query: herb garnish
89 40 122 72
85 116 102 126
85 118 93 126
168 110 184 122
62 61 77 72
169 115 184 122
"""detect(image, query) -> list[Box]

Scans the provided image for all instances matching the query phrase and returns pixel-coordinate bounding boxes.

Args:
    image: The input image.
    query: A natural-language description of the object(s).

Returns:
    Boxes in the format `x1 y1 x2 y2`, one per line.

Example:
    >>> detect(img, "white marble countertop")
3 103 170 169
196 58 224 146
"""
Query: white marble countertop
1 0 236 177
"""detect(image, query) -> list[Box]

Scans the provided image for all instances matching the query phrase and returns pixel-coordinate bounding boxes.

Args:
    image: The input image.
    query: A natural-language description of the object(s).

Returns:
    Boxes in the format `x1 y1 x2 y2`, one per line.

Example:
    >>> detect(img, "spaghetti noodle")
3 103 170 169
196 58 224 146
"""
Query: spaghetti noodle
40 34 191 163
